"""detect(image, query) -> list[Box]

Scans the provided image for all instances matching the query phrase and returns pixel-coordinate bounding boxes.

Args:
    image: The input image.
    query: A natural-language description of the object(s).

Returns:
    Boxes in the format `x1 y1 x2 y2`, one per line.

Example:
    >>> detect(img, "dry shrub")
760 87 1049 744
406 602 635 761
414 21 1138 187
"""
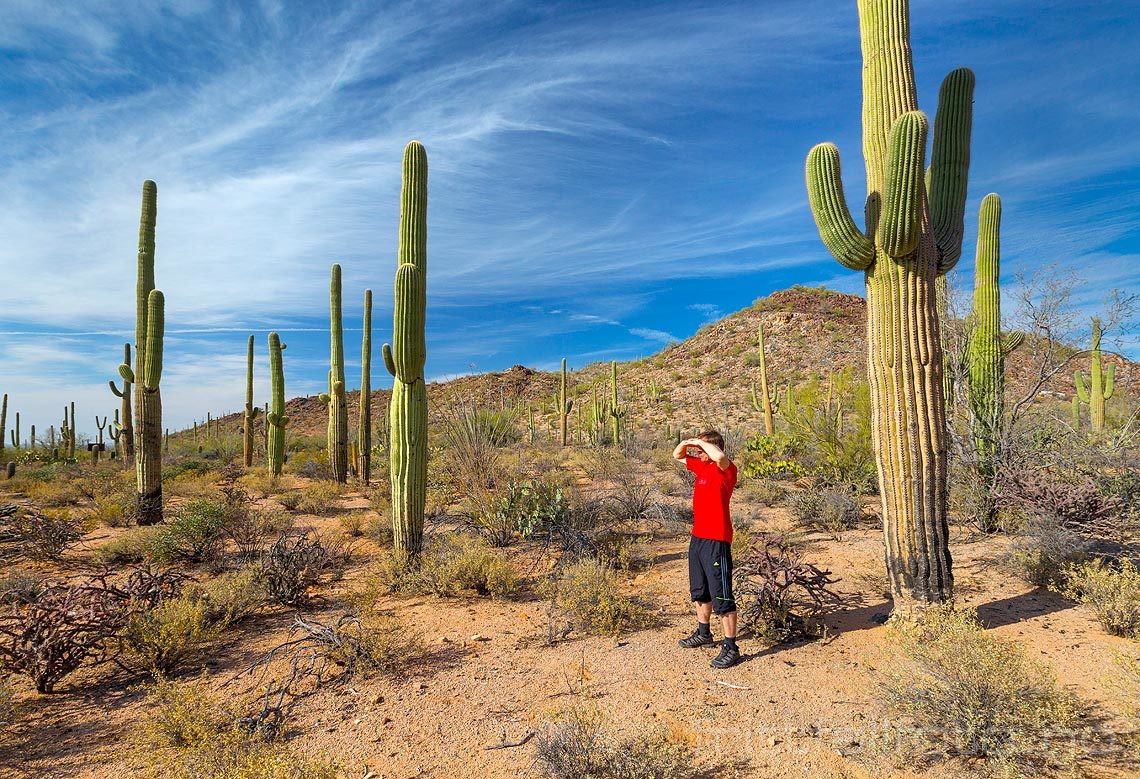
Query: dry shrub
738 478 787 507
186 568 265 627
0 569 43 605
1064 558 1140 638
0 675 15 732
370 534 517 599
131 675 339 779
89 487 136 527
290 481 342 514
236 470 280 499
733 533 842 644
23 478 86 507
93 526 161 565
0 506 88 560
535 704 696 779
546 558 654 637
123 593 221 675
1007 515 1093 588
880 605 1098 777
338 510 367 538
257 532 349 606
165 472 221 501
220 487 291 559
785 486 862 540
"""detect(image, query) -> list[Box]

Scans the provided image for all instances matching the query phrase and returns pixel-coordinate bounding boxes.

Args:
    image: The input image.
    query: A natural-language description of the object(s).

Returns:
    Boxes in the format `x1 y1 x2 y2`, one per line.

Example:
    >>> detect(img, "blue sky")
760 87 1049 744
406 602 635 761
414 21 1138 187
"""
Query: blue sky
1 0 1138 436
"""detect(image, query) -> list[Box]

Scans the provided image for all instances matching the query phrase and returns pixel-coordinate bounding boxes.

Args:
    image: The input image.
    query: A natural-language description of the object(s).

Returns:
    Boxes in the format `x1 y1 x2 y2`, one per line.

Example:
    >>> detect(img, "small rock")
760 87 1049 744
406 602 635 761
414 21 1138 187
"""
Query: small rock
766 736 781 747
372 693 385 705
471 634 490 641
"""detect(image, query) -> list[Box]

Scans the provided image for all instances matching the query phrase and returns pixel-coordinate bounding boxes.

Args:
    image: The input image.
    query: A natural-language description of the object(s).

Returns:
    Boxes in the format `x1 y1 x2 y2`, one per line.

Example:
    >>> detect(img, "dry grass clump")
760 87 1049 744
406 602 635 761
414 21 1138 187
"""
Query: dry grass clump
368 534 517 599
785 486 862 540
546 558 654 637
1064 558 1140 638
131 675 339 779
737 478 788 507
0 675 15 733
186 568 265 627
123 594 222 676
880 605 1098 777
535 704 696 779
93 526 161 565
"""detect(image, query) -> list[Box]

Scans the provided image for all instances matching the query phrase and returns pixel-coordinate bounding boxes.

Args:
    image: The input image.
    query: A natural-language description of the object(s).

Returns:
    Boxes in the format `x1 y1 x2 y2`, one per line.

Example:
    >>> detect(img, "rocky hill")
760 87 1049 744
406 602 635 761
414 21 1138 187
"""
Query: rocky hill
201 286 1136 442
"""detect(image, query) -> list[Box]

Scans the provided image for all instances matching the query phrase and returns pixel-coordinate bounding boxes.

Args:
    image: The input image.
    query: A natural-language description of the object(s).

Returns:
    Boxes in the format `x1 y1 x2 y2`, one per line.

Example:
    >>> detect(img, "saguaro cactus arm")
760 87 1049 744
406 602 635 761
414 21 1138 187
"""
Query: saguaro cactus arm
382 343 396 376
880 111 929 258
1074 371 1090 404
142 291 164 391
805 143 875 270
1104 362 1116 400
928 68 975 273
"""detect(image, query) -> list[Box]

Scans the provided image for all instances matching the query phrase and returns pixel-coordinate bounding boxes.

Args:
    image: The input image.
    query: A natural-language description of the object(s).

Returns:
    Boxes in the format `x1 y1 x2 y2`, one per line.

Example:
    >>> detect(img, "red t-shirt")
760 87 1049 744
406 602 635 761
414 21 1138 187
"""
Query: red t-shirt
687 457 738 542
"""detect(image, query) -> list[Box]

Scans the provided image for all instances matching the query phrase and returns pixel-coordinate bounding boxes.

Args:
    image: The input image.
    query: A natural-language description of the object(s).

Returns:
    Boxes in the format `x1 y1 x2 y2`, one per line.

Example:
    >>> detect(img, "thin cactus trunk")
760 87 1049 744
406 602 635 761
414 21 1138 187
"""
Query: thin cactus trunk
559 358 572 446
805 0 973 610
110 343 134 464
358 289 373 483
756 322 775 435
243 335 257 467
325 264 349 482
0 394 5 452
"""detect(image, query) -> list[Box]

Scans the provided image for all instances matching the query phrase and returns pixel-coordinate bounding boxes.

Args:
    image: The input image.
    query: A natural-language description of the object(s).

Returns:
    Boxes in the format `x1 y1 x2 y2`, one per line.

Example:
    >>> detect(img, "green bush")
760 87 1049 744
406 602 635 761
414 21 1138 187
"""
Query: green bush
881 606 1092 777
785 486 862 540
148 499 228 564
370 534 517 599
186 568 265 627
93 527 162 565
1064 558 1140 638
123 594 221 675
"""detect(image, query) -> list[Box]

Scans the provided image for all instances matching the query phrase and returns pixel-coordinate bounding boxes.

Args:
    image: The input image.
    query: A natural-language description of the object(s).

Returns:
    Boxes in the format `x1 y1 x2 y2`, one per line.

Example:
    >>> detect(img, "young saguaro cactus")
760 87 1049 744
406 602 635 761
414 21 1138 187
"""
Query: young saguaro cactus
609 360 624 445
0 393 6 452
804 1 975 610
382 141 429 556
322 264 349 482
358 289 373 483
242 335 258 467
122 181 165 525
109 343 134 464
560 358 572 447
1074 317 1115 431
751 321 776 436
267 332 287 476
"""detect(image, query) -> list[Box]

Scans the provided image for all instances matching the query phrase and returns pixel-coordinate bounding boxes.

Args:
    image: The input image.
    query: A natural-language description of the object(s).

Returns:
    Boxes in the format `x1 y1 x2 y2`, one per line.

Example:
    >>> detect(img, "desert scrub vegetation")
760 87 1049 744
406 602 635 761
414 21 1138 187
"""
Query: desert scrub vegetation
1064 558 1140 638
92 526 162 565
257 532 350 606
535 703 696 779
785 486 863 540
736 477 787 507
366 533 517 599
131 675 339 779
544 557 654 638
879 606 1104 777
732 533 842 644
123 592 222 676
148 497 229 564
0 504 89 561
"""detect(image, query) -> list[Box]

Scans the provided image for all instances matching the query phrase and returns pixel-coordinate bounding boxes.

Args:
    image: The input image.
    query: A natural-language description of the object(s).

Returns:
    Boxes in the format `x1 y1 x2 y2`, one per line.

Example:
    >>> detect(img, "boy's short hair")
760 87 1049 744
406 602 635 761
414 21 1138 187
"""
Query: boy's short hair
697 430 725 450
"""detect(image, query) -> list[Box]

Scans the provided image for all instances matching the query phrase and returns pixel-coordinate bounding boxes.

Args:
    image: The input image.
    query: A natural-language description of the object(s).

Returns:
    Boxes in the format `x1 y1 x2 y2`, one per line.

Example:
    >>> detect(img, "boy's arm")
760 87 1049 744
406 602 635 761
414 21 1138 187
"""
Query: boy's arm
688 438 732 471
672 438 696 462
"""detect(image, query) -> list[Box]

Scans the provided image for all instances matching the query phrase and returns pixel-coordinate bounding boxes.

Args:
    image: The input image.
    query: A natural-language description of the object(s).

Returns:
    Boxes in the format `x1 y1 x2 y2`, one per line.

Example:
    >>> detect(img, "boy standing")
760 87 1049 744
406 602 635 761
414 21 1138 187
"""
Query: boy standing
673 430 740 668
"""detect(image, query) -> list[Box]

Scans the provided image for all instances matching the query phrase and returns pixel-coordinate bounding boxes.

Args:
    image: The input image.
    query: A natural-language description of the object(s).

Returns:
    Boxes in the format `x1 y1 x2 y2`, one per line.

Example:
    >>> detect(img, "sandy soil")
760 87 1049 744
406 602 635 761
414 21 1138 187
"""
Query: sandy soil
1 486 1135 779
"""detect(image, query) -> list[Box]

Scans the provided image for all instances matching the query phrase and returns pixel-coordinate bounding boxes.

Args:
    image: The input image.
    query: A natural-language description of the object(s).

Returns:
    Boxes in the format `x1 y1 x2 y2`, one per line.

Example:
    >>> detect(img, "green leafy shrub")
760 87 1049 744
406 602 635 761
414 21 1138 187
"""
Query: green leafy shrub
535 704 696 779
881 606 1093 777
123 594 221 675
148 499 228 564
1064 558 1140 638
471 478 573 546
185 568 264 627
93 527 161 565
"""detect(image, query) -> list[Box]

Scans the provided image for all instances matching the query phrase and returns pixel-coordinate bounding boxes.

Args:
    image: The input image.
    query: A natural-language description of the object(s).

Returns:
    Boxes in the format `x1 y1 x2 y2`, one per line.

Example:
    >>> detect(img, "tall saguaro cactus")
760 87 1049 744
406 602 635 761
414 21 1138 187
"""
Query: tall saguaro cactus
805 2 974 610
242 335 258 467
383 141 429 556
0 394 6 452
122 181 165 525
358 289 373 483
752 322 776 436
323 264 349 482
609 360 623 445
267 332 287 476
1074 317 1115 431
109 343 134 464
560 358 572 447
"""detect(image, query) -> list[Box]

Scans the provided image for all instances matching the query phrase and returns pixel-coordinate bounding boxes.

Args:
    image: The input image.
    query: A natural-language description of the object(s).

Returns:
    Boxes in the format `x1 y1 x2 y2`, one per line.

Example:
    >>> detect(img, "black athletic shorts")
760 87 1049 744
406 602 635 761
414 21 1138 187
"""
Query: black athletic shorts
688 536 736 615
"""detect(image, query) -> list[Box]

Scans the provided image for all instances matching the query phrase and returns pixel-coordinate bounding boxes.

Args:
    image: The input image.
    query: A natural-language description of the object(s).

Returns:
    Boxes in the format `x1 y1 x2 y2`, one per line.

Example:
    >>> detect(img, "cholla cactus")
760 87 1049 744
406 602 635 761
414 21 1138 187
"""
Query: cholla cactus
1074 317 1115 431
383 141 429 555
804 1 975 609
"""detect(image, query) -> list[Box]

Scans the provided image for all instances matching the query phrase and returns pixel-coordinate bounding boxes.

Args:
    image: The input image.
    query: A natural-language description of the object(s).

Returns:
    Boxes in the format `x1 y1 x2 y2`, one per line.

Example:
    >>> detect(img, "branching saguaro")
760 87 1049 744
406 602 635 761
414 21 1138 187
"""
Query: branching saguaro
805 0 975 611
109 343 134 464
1074 317 1115 432
383 141 428 556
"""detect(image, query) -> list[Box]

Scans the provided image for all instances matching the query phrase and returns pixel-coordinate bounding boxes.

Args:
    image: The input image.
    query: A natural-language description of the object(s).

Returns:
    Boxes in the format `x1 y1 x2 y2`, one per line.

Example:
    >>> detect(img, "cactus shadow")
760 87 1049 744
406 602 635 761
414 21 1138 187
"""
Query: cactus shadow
973 586 1076 629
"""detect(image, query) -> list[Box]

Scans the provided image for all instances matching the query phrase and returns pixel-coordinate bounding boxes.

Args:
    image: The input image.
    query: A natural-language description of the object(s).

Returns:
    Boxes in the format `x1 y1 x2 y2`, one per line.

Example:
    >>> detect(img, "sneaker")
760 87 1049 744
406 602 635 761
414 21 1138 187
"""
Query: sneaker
678 630 714 648
710 642 741 668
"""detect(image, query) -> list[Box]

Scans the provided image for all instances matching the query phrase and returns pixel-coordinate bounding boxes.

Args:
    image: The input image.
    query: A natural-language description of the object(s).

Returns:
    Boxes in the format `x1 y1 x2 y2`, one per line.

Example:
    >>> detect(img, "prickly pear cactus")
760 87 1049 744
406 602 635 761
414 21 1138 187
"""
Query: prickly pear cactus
805 1 974 610
383 141 429 555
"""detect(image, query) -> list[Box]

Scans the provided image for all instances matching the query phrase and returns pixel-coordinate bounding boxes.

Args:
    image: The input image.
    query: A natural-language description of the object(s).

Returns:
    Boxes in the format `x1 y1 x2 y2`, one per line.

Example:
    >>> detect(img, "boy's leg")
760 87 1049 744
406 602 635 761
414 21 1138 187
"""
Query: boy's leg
680 537 715 648
709 542 741 668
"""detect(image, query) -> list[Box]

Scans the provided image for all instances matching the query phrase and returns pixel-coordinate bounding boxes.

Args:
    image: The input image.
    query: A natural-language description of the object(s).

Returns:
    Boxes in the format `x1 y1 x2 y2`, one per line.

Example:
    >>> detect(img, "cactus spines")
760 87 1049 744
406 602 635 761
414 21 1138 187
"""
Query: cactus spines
753 322 776 436
243 335 258 467
804 1 967 610
324 264 349 482
385 141 429 556
267 333 287 477
1074 317 1115 431
358 289 373 484
560 358 572 447
966 194 1005 521
110 343 134 464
